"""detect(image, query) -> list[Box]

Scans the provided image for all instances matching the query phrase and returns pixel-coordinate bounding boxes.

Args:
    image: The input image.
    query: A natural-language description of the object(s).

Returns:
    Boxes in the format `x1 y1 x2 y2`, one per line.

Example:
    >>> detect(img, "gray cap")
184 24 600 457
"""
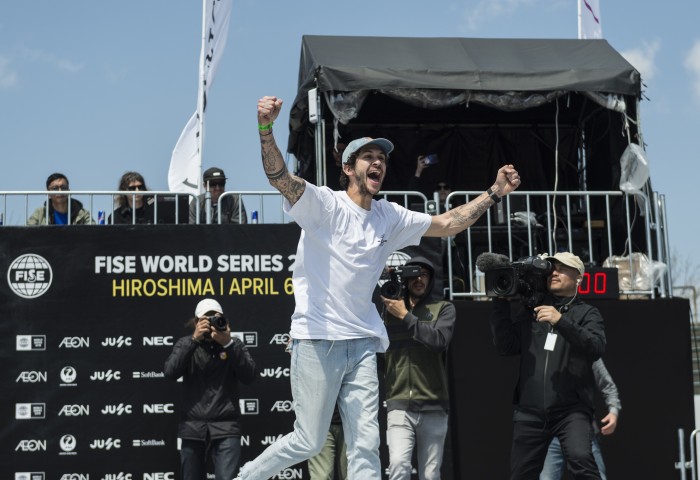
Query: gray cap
342 137 394 164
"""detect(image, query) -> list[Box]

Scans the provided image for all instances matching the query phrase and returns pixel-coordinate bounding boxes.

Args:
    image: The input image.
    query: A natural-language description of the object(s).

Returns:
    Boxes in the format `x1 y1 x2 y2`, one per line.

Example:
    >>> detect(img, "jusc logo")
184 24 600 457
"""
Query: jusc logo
260 367 290 379
60 337 89 348
101 474 132 480
261 434 283 445
90 370 120 382
16 371 47 383
59 405 89 416
101 404 132 415
102 336 132 348
7 253 53 299
90 438 120 450
15 439 46 451
270 400 293 412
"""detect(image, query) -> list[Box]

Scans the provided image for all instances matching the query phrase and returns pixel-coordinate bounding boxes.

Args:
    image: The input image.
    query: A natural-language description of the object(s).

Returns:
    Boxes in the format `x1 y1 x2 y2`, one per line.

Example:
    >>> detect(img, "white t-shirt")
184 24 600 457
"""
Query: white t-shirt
284 183 432 352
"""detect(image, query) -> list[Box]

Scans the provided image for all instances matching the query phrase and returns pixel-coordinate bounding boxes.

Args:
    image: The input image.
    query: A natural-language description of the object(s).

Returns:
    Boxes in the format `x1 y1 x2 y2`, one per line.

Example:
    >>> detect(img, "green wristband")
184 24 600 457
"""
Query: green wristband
258 121 274 131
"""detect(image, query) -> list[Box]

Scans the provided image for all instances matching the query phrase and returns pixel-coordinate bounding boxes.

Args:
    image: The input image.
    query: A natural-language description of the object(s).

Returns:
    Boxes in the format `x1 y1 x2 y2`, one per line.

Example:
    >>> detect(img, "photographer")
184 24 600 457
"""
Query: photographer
164 298 257 480
381 256 455 480
490 252 606 480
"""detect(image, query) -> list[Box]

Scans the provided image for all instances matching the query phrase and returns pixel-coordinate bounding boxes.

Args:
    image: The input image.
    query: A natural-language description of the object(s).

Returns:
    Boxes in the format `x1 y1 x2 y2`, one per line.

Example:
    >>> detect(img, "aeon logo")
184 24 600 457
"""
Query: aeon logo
270 400 293 412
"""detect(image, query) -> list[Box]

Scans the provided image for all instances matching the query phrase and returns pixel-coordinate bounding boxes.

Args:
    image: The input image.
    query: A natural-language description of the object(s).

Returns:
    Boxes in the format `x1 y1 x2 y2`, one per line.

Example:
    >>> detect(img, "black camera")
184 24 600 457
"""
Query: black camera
484 256 553 308
206 314 228 331
380 265 422 299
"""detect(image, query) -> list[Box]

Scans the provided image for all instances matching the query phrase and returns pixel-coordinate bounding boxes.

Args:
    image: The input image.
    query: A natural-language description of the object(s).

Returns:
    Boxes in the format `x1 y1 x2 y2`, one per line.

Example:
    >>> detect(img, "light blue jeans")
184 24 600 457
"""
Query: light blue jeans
539 435 606 480
386 409 449 480
239 338 381 480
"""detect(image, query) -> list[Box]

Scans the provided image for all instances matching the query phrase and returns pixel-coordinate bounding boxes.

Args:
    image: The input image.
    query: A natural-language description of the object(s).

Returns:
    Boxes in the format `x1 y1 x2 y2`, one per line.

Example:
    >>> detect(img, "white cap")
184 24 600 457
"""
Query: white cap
542 252 585 275
195 298 223 318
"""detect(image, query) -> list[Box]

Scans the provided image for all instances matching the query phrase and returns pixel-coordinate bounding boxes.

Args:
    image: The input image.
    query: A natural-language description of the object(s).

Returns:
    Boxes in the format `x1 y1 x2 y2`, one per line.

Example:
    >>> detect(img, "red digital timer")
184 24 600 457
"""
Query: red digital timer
577 267 619 299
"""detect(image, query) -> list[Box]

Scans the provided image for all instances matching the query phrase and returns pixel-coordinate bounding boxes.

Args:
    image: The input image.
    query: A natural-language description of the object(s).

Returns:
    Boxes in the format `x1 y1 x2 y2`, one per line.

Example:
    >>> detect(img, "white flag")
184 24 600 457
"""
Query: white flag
578 0 602 39
168 0 233 195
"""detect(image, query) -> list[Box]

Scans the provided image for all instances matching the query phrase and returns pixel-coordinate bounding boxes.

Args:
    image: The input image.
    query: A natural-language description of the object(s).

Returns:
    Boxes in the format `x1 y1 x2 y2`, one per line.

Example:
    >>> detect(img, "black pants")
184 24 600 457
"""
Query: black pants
180 436 241 480
510 411 601 480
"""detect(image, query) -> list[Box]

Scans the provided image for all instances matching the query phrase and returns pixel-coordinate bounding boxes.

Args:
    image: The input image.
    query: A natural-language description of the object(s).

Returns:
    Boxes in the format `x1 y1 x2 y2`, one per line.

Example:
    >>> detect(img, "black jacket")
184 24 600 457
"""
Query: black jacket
164 336 256 440
490 294 605 423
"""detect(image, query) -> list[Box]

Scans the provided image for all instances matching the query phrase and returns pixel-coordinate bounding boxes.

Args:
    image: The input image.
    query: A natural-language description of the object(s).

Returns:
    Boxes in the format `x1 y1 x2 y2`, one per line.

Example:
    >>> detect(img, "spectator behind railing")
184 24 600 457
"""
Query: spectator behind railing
26 173 95 225
110 171 154 224
189 167 247 224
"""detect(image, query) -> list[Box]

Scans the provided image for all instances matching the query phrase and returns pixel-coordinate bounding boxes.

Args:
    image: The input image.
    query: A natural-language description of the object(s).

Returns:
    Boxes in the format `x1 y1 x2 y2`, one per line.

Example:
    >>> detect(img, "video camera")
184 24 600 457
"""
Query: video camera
206 314 228 332
482 255 553 308
380 265 422 299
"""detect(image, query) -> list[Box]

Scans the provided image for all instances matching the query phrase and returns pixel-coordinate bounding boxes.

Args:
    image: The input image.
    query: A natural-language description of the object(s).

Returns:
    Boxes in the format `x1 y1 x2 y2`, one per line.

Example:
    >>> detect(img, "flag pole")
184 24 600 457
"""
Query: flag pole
577 0 582 39
197 0 207 194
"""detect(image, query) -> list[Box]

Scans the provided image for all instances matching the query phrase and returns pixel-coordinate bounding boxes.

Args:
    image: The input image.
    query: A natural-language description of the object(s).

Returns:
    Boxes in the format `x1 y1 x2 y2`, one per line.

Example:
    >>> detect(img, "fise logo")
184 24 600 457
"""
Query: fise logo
16 403 45 419
239 399 259 415
14 473 45 480
7 253 53 299
16 335 46 351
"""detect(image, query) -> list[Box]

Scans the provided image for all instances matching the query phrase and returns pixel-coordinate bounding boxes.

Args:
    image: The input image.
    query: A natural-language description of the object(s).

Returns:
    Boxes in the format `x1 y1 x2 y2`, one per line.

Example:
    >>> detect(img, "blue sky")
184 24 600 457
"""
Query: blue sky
1 1 698 279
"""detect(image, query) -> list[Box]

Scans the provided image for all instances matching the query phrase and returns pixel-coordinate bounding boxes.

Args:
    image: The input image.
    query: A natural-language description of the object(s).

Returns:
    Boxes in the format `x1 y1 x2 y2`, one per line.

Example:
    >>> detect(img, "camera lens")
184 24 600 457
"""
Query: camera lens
208 315 228 331
493 273 514 296
381 281 402 300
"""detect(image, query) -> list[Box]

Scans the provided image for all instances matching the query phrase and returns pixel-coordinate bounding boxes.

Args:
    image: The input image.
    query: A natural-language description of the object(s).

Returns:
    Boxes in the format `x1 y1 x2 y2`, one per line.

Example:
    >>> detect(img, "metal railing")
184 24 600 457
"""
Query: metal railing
0 188 670 298
443 189 671 300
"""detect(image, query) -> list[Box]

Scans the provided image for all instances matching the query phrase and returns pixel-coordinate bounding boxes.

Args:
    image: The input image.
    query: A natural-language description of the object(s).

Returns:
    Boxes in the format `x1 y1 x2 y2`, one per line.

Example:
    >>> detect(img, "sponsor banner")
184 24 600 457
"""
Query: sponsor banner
0 225 300 477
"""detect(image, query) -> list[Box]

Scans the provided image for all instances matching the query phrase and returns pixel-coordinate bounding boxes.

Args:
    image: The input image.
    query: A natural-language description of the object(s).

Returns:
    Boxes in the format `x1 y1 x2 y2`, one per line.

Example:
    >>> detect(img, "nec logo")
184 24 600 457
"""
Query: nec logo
143 336 173 346
102 336 132 347
143 404 174 414
15 439 46 451
89 438 121 450
59 337 90 348
143 474 175 480
271 400 293 412
59 405 90 416
269 333 290 345
101 474 132 480
16 371 47 383
101 404 132 415
260 367 290 379
90 370 121 382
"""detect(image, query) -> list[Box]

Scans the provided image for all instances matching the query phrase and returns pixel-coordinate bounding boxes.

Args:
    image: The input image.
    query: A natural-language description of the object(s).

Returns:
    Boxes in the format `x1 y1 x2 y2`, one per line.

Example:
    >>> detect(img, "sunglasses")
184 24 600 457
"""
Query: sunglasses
48 185 70 192
437 184 451 191
208 182 226 189
127 184 144 191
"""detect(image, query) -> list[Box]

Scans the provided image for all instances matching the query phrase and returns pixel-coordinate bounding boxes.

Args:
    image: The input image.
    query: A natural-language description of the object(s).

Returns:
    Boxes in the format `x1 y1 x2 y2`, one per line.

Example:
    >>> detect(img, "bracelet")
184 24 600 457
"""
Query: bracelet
259 129 273 136
258 121 274 131
486 187 501 204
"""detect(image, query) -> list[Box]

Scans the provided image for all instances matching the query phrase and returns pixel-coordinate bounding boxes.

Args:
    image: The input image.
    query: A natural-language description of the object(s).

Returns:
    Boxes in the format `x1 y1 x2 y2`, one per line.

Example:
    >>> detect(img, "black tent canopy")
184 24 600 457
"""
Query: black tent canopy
287 35 643 195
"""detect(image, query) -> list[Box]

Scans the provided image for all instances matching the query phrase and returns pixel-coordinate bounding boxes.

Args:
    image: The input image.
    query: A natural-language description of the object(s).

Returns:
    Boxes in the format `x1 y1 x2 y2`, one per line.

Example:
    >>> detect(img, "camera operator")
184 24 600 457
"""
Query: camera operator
381 256 455 480
490 252 606 480
164 298 257 480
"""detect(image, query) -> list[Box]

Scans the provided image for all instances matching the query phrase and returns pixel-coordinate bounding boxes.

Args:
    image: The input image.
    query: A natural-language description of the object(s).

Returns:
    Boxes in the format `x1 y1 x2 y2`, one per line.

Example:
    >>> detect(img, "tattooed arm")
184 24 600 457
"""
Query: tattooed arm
424 164 521 237
257 96 306 205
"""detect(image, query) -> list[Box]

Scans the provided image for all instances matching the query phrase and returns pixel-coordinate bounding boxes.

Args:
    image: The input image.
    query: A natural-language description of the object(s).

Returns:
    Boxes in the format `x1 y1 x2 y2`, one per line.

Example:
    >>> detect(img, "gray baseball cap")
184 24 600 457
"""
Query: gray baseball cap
342 137 394 164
